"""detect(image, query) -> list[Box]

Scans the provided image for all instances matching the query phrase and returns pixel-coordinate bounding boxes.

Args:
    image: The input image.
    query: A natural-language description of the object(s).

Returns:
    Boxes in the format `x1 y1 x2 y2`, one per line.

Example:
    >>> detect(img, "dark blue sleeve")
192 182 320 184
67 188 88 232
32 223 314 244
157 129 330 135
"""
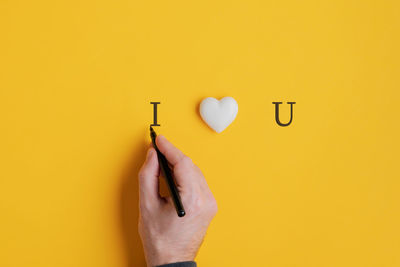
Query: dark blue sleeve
155 261 197 267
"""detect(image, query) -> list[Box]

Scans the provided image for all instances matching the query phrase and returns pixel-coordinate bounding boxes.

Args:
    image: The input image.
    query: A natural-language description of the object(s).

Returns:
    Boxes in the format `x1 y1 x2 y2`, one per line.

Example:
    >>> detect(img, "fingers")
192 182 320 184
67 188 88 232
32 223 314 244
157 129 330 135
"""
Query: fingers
138 147 161 207
156 135 199 192
156 135 186 166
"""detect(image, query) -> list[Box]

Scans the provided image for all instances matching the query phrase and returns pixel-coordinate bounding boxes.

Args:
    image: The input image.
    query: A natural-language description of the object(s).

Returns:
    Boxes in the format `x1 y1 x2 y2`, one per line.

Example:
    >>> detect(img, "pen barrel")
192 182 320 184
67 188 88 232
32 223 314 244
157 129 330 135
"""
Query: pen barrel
150 126 185 217
156 150 186 217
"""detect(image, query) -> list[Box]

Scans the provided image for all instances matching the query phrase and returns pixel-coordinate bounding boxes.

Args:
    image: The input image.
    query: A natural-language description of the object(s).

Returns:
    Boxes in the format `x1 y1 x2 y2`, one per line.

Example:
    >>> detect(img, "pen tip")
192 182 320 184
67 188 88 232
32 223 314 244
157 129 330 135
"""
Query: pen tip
178 210 186 217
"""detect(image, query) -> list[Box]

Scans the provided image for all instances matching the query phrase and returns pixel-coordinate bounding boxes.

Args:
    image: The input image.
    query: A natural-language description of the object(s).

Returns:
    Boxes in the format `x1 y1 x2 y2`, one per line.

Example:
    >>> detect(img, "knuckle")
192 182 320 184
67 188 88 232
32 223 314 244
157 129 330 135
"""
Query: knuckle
181 155 193 166
190 194 218 216
138 169 146 181
208 197 218 215
139 201 152 214
189 193 204 210
138 168 151 184
202 193 218 215
194 196 204 209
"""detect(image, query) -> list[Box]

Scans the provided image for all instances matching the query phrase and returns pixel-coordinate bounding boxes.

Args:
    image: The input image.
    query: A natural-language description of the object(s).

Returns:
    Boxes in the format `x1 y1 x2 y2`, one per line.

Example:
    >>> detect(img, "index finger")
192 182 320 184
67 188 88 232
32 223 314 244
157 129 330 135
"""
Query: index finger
155 135 186 166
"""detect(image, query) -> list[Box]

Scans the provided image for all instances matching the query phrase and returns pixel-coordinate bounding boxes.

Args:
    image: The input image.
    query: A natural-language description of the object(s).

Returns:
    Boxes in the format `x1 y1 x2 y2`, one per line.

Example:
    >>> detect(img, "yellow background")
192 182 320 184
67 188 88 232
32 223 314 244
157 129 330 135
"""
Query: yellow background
1 1 399 266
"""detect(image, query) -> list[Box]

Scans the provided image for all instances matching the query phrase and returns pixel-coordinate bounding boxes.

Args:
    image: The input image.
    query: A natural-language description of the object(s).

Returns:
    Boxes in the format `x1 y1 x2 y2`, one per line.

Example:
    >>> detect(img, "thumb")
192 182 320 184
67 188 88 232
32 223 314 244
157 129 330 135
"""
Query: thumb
138 147 161 207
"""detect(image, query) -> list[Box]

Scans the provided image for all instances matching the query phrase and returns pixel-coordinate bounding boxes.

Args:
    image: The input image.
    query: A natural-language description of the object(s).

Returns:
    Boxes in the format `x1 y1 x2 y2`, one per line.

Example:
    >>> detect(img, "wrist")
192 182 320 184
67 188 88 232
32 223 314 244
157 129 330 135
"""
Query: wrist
154 261 197 267
146 241 196 267
147 253 194 267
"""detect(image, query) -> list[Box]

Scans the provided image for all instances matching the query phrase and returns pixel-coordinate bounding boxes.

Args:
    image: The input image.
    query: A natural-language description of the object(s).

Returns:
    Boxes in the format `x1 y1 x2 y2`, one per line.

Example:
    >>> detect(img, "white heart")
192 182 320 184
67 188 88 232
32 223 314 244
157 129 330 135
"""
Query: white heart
200 97 238 133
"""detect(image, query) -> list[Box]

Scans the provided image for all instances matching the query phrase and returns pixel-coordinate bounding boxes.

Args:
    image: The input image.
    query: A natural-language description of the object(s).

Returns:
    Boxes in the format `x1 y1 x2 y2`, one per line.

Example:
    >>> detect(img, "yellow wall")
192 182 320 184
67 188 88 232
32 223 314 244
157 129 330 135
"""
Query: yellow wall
1 1 399 266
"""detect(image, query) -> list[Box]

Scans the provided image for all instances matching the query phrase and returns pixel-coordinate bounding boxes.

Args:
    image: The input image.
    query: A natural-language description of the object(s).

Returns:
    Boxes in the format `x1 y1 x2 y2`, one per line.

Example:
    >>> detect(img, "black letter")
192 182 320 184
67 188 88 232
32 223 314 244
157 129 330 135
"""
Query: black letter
150 102 160 126
273 102 296 126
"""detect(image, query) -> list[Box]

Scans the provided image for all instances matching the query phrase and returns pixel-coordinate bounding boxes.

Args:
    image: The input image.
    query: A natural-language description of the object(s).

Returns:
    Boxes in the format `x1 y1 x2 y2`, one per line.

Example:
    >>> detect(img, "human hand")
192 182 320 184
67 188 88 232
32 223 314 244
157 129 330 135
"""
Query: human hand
138 135 218 267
